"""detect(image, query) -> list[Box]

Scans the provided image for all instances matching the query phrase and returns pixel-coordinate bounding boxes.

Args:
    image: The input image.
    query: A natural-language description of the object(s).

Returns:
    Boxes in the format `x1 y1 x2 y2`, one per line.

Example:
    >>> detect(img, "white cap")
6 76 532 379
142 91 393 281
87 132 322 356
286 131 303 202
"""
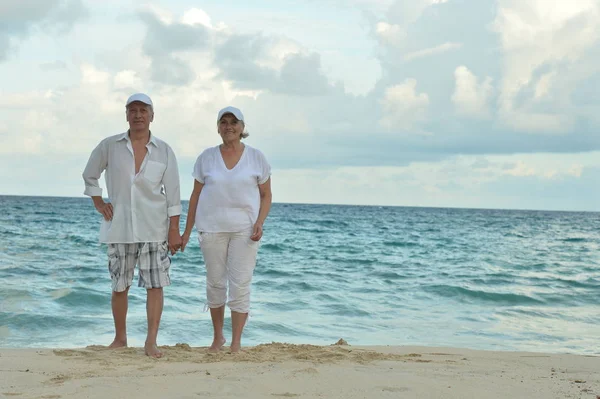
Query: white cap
126 93 153 107
217 106 244 122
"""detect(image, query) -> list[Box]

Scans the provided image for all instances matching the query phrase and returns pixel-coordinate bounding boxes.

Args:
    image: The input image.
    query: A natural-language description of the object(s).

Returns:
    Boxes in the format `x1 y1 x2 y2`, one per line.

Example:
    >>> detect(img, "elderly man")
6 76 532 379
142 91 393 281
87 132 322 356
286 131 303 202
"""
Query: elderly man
82 93 182 358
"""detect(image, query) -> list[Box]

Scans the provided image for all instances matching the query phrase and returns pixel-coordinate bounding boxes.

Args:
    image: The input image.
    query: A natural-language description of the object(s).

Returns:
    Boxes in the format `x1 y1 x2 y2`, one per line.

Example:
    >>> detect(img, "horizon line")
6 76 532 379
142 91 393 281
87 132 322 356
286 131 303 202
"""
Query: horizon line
0 194 597 214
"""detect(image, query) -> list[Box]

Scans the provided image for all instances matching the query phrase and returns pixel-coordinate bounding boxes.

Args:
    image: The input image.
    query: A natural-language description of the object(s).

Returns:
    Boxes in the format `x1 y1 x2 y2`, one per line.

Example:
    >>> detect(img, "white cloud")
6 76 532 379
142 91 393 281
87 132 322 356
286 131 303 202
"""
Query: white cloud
504 112 573 134
113 70 143 90
404 42 462 61
498 158 589 181
221 81 262 102
23 133 43 154
376 22 404 46
181 8 212 28
380 79 429 131
543 170 558 179
271 152 600 210
0 0 87 61
568 164 584 177
81 63 110 85
40 60 67 71
374 0 450 48
493 0 598 52
253 38 304 71
452 66 494 118
0 90 51 108
492 0 600 131
139 4 173 25
533 71 555 100
504 161 535 177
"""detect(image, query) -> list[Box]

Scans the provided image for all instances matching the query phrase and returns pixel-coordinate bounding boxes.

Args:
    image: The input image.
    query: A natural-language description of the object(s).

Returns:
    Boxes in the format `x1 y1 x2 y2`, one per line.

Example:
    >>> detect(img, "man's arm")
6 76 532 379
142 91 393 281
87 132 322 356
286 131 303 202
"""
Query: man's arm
163 146 182 254
83 140 112 220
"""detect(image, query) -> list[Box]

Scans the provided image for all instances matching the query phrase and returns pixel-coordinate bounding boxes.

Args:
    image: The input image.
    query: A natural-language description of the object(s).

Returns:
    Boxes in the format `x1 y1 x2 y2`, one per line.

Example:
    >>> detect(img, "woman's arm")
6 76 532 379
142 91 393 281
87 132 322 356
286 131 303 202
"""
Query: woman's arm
251 177 272 241
181 179 204 251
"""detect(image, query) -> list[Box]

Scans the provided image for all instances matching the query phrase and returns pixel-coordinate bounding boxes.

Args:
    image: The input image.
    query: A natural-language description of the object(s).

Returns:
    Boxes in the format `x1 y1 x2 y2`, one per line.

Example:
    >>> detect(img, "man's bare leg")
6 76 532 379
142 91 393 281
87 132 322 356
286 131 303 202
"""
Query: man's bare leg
230 311 248 353
209 305 226 352
109 287 129 348
145 288 164 358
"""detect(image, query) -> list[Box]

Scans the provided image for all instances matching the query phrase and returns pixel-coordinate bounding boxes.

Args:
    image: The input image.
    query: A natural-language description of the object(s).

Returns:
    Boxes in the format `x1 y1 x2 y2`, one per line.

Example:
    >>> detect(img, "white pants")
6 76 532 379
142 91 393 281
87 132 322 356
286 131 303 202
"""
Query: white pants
198 229 259 313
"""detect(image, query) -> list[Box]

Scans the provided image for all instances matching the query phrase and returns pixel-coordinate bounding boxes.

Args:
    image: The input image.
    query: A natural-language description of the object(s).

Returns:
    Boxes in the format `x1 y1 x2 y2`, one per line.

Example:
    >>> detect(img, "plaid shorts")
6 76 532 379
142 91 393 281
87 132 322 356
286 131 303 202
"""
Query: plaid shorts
107 241 171 292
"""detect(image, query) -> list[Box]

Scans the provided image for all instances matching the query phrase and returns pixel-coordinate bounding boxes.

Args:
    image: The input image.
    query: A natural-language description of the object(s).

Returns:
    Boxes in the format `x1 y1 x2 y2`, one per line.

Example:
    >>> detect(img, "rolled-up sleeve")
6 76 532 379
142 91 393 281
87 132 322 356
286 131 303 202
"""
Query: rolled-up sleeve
192 153 204 183
257 149 271 184
82 140 107 197
163 145 182 217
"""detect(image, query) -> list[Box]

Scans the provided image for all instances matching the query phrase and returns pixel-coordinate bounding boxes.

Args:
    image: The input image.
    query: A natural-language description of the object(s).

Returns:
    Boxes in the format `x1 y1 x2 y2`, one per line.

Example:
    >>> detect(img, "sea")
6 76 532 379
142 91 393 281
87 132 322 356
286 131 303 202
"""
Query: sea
0 195 598 355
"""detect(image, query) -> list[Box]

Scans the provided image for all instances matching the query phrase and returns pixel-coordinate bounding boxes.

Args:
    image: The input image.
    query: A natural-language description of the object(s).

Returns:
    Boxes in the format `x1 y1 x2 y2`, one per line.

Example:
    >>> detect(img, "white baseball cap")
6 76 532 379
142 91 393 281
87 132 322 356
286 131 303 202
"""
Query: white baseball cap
217 106 244 122
126 93 153 107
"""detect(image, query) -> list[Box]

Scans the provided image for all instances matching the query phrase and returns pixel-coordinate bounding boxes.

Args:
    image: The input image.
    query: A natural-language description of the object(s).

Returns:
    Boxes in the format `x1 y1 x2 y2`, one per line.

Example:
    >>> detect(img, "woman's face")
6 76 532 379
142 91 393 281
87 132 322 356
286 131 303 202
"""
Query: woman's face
218 114 243 141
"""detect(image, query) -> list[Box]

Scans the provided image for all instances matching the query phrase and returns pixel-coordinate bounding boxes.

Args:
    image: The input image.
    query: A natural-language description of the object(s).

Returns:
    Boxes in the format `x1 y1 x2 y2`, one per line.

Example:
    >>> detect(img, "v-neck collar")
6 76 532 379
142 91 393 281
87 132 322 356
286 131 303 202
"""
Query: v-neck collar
218 144 246 171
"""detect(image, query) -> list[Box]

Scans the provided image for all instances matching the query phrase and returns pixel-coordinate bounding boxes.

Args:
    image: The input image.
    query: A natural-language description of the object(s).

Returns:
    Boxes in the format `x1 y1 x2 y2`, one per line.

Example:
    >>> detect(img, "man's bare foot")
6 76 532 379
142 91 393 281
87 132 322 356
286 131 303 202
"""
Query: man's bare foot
108 339 127 349
230 342 241 353
208 337 226 353
144 342 163 358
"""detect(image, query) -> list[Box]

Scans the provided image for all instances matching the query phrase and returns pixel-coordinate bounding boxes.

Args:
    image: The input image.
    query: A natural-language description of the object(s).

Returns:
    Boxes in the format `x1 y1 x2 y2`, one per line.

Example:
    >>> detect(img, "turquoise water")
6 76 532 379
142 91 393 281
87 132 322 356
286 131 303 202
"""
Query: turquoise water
0 196 599 354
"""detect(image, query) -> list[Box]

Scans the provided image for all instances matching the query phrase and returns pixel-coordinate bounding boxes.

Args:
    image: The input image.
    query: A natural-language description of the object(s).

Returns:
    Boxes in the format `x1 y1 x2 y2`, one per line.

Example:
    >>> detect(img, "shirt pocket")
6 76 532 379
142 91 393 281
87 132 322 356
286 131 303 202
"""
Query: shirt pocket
144 160 166 184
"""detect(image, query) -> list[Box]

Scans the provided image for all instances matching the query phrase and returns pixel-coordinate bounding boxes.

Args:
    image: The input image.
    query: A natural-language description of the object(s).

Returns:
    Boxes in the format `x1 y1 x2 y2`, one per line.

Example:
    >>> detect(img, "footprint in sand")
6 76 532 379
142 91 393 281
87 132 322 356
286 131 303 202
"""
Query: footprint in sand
380 386 410 393
292 367 318 376
45 374 70 385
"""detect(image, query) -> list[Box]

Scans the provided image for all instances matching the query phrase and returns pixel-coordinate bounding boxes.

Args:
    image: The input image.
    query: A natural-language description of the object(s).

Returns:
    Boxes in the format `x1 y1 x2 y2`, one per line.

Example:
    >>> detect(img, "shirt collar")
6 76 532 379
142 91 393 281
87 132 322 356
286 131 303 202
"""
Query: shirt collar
148 132 158 147
116 130 158 147
116 132 128 142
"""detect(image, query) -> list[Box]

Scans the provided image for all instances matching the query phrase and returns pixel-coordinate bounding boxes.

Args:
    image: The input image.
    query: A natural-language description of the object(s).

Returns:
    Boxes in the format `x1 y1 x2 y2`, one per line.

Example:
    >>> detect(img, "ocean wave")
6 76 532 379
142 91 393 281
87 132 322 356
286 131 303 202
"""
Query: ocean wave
259 243 287 252
53 287 108 307
560 237 588 243
321 303 370 317
383 241 419 248
373 271 406 280
424 285 543 305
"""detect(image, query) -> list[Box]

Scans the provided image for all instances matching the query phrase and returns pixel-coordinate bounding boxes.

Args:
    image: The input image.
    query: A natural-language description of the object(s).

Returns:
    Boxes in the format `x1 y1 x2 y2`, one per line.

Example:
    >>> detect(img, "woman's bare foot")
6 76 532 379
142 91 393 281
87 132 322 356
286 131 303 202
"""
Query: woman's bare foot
144 342 163 358
230 341 241 353
108 338 127 349
208 337 226 353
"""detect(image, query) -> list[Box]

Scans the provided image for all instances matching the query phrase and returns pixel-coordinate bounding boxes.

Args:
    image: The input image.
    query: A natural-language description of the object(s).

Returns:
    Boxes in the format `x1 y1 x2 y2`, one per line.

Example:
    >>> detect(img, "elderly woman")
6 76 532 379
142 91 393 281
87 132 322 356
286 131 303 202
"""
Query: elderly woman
181 106 272 353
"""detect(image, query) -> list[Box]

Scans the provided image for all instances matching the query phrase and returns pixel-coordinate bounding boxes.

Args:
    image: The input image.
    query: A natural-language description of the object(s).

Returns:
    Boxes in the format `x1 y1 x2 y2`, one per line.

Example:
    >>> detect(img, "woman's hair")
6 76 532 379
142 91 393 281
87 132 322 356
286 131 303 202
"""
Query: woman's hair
240 121 249 139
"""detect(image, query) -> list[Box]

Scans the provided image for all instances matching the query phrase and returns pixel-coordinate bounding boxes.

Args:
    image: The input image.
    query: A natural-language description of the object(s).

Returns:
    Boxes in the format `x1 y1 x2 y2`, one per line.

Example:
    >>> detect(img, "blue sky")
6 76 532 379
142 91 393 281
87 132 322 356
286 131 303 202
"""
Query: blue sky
1 0 599 211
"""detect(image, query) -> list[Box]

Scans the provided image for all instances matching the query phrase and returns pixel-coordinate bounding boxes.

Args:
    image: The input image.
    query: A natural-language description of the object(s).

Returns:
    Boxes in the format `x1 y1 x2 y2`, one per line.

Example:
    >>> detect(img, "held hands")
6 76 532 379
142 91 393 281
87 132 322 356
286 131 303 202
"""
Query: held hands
168 228 182 255
250 221 263 241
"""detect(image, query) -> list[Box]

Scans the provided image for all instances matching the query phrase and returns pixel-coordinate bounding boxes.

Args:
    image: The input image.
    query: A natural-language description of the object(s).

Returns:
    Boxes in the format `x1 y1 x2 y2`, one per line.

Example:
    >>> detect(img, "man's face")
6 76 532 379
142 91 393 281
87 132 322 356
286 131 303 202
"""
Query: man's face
126 101 153 130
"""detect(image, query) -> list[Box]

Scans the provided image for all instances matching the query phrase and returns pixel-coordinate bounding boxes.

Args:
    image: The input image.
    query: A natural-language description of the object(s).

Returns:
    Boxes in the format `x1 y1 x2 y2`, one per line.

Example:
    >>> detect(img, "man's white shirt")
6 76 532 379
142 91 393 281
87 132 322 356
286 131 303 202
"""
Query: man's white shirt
83 132 181 243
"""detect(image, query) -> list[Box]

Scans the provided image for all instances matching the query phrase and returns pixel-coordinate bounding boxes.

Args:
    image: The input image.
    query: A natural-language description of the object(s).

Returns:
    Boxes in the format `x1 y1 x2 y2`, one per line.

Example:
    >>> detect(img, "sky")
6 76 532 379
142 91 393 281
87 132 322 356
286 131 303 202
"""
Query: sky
0 0 599 211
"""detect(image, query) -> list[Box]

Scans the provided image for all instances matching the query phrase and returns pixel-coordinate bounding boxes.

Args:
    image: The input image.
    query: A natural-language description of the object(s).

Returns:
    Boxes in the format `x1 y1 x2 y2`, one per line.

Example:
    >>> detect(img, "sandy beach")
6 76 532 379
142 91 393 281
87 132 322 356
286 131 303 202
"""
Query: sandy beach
1 341 598 399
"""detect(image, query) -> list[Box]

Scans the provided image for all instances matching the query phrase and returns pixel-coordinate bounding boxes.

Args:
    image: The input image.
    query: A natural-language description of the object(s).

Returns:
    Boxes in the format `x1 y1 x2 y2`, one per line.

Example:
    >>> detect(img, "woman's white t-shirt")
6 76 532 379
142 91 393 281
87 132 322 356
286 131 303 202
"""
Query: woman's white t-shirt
193 144 271 233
